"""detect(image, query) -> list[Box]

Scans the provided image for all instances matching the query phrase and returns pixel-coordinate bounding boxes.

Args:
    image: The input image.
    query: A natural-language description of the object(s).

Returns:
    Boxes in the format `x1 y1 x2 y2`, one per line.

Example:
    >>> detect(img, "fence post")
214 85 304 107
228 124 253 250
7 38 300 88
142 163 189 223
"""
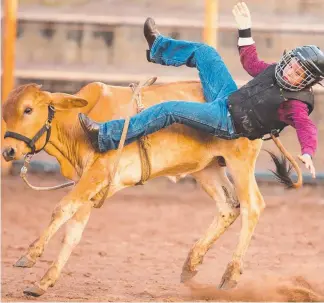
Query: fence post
2 0 18 175
204 0 218 48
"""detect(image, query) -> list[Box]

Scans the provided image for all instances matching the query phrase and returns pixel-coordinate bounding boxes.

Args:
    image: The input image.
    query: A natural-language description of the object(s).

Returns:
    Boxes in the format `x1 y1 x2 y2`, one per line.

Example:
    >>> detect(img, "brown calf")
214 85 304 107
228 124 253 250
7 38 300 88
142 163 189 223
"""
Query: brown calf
2 80 296 297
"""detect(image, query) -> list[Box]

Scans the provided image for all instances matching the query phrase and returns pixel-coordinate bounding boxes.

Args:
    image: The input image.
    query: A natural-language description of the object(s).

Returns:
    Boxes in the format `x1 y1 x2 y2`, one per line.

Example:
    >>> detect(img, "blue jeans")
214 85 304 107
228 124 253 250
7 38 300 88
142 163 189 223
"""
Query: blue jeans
98 35 239 152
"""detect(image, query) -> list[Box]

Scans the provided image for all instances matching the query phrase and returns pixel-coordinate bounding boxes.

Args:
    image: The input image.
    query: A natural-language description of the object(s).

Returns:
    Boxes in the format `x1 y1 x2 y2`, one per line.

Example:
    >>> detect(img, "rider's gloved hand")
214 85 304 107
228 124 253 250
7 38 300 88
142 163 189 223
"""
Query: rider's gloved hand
298 154 316 178
233 2 252 29
232 2 255 46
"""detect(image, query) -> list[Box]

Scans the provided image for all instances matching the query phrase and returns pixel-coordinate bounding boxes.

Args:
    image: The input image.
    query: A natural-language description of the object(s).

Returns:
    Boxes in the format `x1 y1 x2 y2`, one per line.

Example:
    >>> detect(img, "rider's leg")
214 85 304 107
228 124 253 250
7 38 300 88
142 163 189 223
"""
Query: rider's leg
79 21 239 152
98 98 237 152
148 35 238 102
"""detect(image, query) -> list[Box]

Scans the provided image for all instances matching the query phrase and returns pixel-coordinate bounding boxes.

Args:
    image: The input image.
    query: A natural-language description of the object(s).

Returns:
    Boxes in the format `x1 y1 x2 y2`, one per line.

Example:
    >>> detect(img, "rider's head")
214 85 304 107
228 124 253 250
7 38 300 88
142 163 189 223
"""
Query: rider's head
275 45 324 91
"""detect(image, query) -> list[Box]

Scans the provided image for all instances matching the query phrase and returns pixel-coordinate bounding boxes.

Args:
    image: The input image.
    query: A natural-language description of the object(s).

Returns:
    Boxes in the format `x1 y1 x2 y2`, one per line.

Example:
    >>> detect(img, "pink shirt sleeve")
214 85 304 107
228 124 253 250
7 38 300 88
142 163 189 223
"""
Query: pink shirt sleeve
278 101 317 156
239 44 272 77
239 44 318 157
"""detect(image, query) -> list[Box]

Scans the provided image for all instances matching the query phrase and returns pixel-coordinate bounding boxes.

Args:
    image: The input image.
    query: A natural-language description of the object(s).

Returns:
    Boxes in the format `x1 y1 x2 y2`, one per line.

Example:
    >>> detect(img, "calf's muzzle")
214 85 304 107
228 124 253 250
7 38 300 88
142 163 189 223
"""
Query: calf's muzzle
2 147 17 161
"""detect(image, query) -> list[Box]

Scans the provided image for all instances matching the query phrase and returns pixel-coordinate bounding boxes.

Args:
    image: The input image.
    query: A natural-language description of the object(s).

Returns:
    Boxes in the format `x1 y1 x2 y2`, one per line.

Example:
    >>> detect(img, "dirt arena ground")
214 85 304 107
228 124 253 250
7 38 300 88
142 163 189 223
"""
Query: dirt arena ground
2 173 324 302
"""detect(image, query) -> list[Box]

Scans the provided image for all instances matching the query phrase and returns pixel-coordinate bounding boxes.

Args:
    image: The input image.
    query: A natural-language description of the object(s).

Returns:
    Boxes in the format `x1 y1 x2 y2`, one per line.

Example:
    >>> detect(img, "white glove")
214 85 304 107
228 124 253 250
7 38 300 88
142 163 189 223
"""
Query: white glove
232 2 254 46
232 2 252 30
298 154 316 178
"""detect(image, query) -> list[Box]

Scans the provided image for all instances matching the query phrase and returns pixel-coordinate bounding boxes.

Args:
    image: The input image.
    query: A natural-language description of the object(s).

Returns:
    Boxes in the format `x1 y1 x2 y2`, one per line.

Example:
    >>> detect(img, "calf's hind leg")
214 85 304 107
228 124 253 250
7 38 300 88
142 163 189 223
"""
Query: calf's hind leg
218 158 265 289
181 161 240 283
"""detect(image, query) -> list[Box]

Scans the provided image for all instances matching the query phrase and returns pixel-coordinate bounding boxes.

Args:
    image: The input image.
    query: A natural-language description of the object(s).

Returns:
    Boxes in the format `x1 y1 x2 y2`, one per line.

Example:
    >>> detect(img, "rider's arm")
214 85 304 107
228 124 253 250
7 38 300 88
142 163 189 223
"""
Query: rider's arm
239 44 271 77
232 2 271 77
278 100 318 157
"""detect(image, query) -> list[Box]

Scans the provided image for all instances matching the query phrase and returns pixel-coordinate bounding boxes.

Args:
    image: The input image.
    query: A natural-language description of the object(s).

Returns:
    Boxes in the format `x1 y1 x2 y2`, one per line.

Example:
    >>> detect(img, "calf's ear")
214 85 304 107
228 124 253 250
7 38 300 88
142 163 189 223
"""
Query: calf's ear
50 93 88 110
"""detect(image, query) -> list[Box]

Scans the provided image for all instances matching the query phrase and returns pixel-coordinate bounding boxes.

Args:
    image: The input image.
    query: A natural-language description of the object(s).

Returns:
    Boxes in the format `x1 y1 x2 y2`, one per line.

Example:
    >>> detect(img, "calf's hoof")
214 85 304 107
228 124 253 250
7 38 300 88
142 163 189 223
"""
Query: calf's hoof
14 255 36 268
180 268 198 283
23 285 46 297
218 261 242 289
219 277 238 289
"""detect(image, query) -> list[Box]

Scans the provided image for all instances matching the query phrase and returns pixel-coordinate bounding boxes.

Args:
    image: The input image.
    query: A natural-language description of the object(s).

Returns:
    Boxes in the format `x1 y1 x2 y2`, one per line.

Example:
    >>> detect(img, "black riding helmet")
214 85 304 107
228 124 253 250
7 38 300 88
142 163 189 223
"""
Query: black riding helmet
275 45 324 91
293 45 324 79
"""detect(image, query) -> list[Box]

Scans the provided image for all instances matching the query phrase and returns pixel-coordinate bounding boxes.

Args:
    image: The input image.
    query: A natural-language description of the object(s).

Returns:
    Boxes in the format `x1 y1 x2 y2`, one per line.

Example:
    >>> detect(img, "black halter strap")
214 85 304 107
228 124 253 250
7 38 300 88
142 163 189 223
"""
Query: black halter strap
4 105 56 155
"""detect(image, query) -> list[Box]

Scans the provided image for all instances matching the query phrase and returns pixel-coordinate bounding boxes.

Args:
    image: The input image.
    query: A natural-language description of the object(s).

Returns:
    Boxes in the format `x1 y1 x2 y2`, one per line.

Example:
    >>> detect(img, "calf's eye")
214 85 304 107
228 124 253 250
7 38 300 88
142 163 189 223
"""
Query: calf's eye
24 107 33 115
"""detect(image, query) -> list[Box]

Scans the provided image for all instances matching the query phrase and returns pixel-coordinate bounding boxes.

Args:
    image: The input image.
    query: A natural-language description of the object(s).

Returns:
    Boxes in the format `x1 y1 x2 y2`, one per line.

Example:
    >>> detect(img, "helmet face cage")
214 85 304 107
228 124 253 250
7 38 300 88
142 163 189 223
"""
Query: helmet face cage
275 50 318 91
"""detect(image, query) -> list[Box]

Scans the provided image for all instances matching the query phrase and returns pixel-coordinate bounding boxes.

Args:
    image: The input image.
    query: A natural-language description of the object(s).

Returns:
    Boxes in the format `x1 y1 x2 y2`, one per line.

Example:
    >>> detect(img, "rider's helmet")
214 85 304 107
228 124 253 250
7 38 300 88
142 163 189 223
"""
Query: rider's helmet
275 45 324 91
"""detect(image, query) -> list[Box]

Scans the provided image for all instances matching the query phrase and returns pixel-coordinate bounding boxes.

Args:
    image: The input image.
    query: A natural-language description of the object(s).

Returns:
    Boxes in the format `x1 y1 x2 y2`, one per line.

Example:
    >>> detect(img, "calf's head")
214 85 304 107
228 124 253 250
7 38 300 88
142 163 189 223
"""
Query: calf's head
2 83 87 161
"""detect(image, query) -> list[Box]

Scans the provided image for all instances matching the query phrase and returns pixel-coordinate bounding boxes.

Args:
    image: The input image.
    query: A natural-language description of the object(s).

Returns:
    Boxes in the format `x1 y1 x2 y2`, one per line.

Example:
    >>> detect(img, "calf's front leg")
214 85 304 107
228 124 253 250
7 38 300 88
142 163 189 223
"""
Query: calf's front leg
23 203 92 297
14 164 108 268
14 197 83 268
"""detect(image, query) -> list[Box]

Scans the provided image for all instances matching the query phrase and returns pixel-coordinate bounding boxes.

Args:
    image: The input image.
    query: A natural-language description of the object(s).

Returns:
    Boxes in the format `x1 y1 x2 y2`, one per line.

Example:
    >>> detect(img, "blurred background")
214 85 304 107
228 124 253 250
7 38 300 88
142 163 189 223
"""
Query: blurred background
1 0 324 181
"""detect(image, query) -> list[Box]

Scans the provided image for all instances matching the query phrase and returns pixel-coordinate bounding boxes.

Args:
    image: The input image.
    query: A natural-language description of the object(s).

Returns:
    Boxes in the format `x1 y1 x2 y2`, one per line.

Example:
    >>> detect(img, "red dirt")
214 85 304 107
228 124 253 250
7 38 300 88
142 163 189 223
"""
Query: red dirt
2 173 324 302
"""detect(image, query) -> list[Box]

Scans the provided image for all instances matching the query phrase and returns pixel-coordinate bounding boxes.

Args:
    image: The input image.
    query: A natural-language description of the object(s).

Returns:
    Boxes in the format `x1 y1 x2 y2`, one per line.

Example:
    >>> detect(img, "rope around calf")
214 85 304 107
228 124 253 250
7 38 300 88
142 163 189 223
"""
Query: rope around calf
20 154 75 190
93 77 155 208
130 77 156 185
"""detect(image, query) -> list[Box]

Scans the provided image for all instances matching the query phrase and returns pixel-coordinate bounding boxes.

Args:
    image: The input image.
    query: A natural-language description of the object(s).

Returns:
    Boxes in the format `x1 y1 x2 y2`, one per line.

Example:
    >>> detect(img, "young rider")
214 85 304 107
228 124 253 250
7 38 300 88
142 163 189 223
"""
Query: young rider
79 2 324 178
